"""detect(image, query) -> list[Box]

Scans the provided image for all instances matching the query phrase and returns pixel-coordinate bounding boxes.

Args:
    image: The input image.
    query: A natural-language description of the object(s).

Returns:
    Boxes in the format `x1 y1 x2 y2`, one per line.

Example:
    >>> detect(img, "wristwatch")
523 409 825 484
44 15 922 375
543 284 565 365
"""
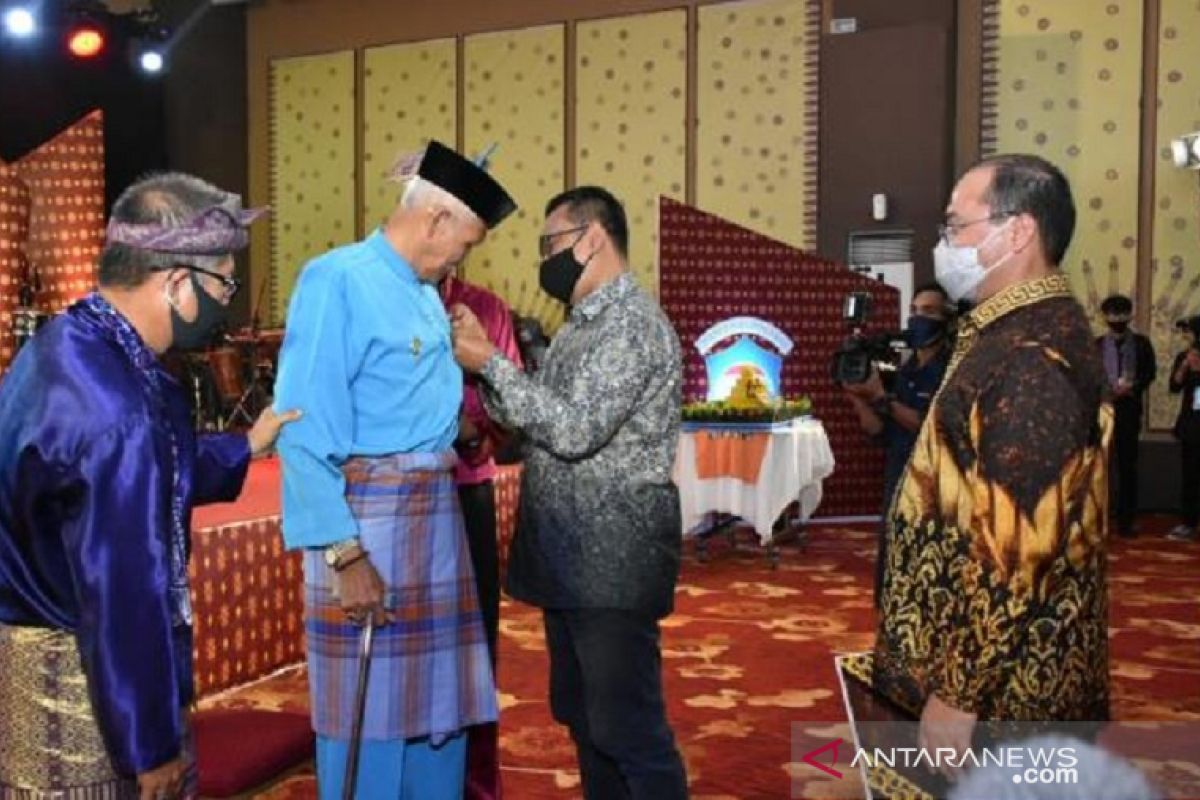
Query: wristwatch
323 537 363 570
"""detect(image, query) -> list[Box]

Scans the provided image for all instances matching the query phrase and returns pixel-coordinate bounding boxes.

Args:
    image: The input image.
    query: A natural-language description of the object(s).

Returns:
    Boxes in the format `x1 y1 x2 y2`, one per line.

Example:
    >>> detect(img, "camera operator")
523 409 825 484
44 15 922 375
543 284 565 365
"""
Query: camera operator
843 283 953 606
1168 315 1200 541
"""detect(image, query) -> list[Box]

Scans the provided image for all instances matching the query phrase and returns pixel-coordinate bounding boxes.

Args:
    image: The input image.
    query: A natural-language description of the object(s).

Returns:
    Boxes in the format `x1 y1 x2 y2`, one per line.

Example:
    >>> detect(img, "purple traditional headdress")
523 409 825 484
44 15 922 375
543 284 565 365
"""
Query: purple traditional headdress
105 204 269 256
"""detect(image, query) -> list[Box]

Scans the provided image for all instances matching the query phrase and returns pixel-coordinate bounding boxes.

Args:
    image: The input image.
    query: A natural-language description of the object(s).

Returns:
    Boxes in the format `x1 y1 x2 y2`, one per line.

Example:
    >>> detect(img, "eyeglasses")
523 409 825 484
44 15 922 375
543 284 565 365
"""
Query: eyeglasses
155 265 241 299
538 225 588 259
937 214 1010 245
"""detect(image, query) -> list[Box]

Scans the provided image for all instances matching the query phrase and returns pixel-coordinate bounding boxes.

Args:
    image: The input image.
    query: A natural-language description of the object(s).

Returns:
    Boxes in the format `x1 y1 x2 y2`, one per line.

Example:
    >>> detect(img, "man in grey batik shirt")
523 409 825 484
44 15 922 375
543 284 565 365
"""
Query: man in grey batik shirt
451 186 688 800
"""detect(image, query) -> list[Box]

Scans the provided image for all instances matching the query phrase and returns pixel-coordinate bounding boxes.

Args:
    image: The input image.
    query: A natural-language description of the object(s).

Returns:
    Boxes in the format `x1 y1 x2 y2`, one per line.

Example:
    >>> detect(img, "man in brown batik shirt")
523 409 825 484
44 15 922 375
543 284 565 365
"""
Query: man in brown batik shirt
871 155 1113 760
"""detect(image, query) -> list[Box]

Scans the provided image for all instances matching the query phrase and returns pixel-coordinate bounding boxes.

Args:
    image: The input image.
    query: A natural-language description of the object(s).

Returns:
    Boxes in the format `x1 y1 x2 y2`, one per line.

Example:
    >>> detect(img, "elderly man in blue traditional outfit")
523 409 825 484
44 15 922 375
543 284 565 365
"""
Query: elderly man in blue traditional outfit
0 172 297 800
274 140 515 799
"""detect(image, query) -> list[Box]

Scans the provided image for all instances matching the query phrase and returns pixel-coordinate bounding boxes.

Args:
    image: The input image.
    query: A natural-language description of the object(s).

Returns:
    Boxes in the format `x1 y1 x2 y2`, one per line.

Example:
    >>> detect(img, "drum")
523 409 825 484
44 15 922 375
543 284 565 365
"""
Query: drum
206 347 245 405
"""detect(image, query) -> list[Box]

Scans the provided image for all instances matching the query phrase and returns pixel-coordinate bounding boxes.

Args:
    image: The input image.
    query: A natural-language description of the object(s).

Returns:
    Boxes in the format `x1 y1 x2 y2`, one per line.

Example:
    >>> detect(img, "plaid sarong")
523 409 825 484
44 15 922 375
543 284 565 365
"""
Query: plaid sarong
303 451 497 742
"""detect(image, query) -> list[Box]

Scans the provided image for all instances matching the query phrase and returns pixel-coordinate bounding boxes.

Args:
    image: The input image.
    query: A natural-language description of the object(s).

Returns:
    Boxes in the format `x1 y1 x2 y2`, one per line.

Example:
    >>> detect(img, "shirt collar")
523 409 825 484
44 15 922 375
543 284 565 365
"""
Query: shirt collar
368 228 420 285
74 291 161 375
571 271 637 322
960 272 1074 335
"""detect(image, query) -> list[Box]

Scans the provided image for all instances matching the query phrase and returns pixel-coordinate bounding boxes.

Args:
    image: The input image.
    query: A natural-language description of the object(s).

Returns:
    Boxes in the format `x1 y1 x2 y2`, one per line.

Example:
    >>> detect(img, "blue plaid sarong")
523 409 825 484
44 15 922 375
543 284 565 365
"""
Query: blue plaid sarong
303 451 497 742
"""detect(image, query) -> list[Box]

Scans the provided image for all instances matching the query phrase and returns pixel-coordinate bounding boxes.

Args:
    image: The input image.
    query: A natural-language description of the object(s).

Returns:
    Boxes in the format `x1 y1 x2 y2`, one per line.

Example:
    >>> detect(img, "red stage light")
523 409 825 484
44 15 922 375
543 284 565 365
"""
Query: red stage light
67 25 105 58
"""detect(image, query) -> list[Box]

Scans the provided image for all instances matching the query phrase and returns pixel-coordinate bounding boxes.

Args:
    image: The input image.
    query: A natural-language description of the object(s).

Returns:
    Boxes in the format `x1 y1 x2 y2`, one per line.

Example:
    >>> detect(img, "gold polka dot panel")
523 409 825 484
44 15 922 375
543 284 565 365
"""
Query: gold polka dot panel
576 10 687 300
1148 0 1200 429
362 38 457 233
11 110 104 319
984 0 1143 319
462 25 565 334
696 0 819 251
269 51 356 323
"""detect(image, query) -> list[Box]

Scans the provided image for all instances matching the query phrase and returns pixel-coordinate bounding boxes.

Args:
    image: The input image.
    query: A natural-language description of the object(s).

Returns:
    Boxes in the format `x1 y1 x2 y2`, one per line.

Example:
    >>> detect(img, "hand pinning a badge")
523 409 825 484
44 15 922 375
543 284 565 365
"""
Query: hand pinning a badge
450 303 497 372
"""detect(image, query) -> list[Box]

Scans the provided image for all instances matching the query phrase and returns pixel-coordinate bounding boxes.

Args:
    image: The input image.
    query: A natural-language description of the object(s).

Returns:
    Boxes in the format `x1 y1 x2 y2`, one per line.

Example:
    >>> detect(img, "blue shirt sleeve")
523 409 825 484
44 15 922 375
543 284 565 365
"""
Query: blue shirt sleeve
273 262 360 549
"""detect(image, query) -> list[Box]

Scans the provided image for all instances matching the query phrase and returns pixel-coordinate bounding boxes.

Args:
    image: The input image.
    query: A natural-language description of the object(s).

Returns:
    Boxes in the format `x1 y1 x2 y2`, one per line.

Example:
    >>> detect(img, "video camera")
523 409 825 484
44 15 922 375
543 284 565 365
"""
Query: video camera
831 292 908 385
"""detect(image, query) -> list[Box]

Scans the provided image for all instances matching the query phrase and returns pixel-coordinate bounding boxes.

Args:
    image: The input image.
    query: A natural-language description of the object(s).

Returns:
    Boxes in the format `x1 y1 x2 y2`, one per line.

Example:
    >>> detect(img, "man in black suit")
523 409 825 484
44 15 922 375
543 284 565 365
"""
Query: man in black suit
1097 294 1157 537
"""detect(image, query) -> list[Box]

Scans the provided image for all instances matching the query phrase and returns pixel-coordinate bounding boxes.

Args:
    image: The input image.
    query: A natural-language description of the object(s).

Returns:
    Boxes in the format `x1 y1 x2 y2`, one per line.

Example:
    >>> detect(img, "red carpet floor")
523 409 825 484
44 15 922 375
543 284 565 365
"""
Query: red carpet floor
198 514 1200 799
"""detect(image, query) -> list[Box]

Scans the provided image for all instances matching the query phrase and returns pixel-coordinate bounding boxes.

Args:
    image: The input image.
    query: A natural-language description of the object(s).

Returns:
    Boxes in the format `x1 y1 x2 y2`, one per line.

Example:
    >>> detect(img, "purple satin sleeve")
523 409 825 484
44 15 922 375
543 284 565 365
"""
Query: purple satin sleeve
62 420 184 776
192 433 251 505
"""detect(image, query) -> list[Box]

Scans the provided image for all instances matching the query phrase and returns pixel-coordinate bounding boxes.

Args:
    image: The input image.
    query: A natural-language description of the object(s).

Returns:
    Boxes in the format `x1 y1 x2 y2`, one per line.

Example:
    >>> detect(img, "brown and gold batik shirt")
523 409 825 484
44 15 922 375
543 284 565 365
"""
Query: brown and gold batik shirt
873 273 1113 721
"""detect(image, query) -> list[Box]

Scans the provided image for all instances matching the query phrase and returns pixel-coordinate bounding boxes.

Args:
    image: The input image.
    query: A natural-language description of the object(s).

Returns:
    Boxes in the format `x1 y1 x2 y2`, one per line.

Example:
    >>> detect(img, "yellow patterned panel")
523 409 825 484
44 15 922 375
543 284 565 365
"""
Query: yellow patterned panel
362 39 457 232
577 10 687 297
269 51 356 323
463 25 565 333
697 0 818 250
1148 0 1200 429
989 1 1143 317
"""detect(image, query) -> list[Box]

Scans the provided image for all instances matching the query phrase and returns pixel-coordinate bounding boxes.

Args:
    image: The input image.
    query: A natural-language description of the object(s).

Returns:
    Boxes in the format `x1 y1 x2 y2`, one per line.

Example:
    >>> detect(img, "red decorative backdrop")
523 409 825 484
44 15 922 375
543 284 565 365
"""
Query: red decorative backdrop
14 111 104 314
0 165 31 373
189 517 305 698
658 197 900 518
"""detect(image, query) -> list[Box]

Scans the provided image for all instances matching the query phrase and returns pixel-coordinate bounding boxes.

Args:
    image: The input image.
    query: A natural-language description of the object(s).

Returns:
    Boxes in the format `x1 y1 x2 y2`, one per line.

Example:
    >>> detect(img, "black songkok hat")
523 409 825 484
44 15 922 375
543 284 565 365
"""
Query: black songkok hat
417 140 517 229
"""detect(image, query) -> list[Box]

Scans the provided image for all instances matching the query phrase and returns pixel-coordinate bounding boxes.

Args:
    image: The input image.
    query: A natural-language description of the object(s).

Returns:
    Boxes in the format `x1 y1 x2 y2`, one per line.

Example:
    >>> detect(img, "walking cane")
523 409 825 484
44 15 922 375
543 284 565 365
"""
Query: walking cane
343 617 375 800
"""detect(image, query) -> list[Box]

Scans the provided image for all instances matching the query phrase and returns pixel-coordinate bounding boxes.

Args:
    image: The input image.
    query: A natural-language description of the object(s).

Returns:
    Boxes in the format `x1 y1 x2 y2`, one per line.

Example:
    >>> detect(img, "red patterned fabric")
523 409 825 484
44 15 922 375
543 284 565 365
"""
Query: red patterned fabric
11 111 104 315
658 198 899 517
193 709 313 797
189 517 305 698
0 164 31 373
495 464 522 583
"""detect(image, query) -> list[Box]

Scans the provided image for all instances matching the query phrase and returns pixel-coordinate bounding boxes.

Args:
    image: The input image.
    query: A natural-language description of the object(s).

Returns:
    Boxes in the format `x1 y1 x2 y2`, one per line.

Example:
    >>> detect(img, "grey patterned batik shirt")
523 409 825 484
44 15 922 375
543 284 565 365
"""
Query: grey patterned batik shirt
481 271 683 617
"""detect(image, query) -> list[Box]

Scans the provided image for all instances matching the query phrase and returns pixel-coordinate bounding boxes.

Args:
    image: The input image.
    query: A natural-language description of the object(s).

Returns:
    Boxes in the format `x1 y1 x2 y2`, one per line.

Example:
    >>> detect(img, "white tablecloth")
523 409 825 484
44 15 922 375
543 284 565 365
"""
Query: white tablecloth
673 419 836 543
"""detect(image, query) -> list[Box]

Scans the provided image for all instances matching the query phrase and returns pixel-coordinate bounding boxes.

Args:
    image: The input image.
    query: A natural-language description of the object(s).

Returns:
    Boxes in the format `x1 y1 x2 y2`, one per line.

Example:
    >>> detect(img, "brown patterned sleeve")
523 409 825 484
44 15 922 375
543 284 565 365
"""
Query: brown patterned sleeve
931 342 1098 713
975 342 1094 520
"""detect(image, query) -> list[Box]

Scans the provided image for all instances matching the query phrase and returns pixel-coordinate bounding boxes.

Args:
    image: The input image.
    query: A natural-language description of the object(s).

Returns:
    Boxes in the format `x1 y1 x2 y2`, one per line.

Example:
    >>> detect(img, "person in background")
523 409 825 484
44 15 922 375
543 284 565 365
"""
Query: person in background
844 283 953 607
0 172 296 799
1167 315 1200 542
1096 294 1156 538
440 269 522 800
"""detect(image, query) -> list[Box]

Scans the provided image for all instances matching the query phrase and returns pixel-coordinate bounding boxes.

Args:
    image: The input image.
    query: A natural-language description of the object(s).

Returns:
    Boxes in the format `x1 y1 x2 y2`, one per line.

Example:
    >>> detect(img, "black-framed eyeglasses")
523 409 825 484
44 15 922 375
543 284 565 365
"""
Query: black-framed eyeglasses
937 214 1010 245
155 265 241 299
538 225 588 259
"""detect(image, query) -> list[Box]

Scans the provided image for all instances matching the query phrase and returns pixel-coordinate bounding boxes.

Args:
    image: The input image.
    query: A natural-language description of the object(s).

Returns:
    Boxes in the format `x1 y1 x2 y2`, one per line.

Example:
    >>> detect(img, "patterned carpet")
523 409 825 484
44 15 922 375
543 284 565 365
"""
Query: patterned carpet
200 517 1200 799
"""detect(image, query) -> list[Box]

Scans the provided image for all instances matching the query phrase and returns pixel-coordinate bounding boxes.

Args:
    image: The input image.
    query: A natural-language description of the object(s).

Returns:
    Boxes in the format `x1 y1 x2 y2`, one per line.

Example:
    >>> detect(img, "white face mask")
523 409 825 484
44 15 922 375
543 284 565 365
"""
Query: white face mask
933 221 1012 304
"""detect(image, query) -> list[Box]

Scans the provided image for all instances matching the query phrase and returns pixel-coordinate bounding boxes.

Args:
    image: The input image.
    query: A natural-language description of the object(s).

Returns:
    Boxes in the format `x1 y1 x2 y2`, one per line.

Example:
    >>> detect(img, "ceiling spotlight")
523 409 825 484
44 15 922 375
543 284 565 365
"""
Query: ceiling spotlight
1171 133 1200 170
2 7 36 37
67 23 105 58
139 49 163 73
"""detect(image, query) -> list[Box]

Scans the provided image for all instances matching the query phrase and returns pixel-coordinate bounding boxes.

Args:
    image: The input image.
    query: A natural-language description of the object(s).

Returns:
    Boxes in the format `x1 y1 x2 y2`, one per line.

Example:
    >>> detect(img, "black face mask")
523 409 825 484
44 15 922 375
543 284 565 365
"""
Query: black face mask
905 315 946 349
1107 321 1129 335
170 272 228 350
538 246 590 305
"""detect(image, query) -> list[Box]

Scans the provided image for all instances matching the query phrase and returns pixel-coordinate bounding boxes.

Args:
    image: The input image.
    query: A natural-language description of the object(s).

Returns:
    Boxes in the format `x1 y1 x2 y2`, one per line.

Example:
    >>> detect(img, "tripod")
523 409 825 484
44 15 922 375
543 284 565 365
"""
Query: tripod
226 276 274 428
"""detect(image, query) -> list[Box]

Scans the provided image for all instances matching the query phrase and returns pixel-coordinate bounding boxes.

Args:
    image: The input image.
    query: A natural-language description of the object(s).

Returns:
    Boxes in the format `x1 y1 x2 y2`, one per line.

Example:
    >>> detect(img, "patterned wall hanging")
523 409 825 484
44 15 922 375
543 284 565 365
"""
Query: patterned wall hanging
696 0 819 251
659 197 899 518
268 50 356 323
12 111 104 316
0 165 32 373
981 0 1142 314
575 10 688 301
462 25 567 333
361 38 457 233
